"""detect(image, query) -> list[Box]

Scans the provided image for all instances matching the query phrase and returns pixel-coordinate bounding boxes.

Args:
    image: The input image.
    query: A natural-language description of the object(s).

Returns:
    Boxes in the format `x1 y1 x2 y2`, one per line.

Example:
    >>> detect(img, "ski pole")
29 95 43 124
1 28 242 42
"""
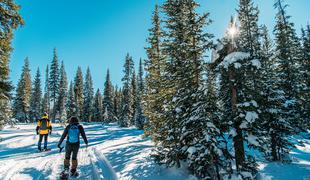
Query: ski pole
59 146 64 153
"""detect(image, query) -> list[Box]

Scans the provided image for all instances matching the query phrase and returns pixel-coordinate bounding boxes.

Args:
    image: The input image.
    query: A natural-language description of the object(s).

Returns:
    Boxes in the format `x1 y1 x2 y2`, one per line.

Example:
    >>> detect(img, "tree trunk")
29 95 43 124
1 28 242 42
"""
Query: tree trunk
230 67 245 171
271 132 278 161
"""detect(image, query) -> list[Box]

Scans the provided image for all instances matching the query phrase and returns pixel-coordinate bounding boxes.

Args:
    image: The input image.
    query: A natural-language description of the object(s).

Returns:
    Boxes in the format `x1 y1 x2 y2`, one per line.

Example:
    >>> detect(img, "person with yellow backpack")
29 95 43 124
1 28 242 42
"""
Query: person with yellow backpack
36 113 52 151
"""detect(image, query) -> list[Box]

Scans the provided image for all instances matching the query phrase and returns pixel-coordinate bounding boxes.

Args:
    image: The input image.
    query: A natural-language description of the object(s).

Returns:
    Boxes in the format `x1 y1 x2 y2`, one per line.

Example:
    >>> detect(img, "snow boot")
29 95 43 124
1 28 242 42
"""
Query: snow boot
64 159 70 170
70 159 78 176
71 159 78 172
60 169 69 179
70 169 79 177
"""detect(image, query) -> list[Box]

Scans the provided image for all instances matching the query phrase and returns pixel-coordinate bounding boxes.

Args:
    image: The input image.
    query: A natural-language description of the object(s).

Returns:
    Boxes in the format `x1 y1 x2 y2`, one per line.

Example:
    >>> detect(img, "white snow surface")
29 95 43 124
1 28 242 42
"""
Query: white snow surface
0 123 192 180
219 52 250 69
0 124 309 180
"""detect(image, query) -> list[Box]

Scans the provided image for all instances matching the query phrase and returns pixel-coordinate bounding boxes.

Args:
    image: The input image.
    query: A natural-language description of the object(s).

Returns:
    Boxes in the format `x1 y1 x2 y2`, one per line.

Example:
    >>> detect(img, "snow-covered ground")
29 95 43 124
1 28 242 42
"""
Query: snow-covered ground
0 123 309 180
0 123 192 180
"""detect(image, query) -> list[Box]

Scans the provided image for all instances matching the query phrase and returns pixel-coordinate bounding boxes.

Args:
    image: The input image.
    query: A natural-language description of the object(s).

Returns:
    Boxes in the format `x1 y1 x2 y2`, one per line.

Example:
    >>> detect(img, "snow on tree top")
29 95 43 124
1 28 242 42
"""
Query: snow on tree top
245 111 258 123
187 146 197 155
219 52 250 69
250 59 262 69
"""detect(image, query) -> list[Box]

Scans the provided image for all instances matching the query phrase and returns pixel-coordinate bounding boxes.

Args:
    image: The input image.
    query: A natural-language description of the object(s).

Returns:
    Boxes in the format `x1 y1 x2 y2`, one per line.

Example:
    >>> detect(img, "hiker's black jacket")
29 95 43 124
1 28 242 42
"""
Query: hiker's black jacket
58 123 88 145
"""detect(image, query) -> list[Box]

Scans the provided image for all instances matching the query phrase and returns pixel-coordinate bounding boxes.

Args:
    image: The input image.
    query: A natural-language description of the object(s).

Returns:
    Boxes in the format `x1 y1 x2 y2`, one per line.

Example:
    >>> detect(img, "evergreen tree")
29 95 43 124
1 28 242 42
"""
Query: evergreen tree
300 25 310 128
29 68 42 122
237 0 261 56
57 62 68 122
13 58 32 122
67 81 77 119
273 0 302 131
41 65 50 115
92 89 103 122
49 48 60 122
113 86 121 121
120 54 134 127
155 0 215 171
0 0 24 128
134 59 146 129
103 69 114 122
83 67 94 122
144 5 167 140
130 70 137 126
74 67 84 120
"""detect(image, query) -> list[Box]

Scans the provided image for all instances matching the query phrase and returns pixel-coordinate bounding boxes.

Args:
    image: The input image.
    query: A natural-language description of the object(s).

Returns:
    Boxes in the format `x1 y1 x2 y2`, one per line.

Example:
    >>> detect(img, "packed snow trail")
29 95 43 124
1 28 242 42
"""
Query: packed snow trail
1 123 309 180
0 123 192 180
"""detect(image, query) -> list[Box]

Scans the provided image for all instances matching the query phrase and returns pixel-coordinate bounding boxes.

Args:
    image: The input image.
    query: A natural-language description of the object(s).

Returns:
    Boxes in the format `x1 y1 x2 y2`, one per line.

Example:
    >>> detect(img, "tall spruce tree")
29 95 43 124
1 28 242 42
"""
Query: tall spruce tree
49 48 60 122
0 0 24 129
237 0 261 56
216 19 269 177
41 65 50 115
130 70 137 126
67 81 77 119
156 0 216 171
144 5 167 139
113 86 121 121
103 69 114 122
93 89 103 122
13 58 32 122
120 53 134 127
134 59 146 129
300 25 310 128
57 62 68 122
29 68 42 122
83 67 94 122
74 67 84 120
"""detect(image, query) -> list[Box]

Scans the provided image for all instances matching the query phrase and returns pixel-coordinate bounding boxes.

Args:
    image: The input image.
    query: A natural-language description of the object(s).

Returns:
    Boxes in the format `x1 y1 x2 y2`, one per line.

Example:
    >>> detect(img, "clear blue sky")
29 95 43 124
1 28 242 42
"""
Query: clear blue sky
10 0 310 90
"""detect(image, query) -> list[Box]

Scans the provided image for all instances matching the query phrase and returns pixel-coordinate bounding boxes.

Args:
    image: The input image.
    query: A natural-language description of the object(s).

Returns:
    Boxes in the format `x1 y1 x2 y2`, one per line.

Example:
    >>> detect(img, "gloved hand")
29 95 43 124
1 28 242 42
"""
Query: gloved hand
36 130 39 135
49 130 52 135
57 143 61 149
86 143 88 149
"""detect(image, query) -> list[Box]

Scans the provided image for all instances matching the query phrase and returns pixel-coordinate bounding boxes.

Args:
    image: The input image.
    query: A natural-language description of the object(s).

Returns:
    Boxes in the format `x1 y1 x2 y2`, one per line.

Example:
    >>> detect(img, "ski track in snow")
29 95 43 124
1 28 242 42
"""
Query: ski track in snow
0 123 192 180
2 123 308 180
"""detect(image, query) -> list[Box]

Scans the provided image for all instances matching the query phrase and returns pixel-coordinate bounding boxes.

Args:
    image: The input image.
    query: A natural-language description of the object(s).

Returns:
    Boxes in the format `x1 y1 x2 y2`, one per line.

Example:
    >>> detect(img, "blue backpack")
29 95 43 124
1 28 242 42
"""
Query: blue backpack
68 125 80 143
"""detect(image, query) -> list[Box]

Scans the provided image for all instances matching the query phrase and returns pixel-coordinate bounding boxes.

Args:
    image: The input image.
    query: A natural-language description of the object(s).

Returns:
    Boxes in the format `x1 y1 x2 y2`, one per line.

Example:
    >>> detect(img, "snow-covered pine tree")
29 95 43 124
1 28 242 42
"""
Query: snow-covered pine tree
273 0 304 131
258 25 289 161
237 0 261 57
158 0 215 169
13 58 32 122
185 66 232 179
67 81 77 119
57 62 68 123
216 18 267 177
92 89 103 122
0 0 23 129
120 53 134 127
144 4 167 140
41 66 50 116
113 86 121 121
82 67 94 122
130 70 137 126
49 48 60 122
134 59 146 130
299 25 310 129
29 68 42 122
74 67 84 120
103 69 114 122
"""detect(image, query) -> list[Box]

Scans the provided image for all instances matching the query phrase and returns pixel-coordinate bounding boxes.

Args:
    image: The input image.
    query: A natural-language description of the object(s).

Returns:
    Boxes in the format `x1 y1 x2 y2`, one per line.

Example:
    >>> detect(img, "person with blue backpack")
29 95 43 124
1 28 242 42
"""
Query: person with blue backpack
57 116 88 178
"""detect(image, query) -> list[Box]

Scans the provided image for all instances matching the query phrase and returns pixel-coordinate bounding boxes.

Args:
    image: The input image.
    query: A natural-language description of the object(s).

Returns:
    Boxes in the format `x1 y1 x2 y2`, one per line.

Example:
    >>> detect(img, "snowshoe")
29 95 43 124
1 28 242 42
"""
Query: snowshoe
43 148 51 152
70 171 79 178
60 169 69 180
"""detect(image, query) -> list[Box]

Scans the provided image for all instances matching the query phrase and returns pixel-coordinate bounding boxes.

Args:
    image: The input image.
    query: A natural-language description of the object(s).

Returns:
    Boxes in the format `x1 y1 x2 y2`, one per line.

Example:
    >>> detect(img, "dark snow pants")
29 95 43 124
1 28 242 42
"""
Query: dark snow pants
65 142 80 160
38 134 48 149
